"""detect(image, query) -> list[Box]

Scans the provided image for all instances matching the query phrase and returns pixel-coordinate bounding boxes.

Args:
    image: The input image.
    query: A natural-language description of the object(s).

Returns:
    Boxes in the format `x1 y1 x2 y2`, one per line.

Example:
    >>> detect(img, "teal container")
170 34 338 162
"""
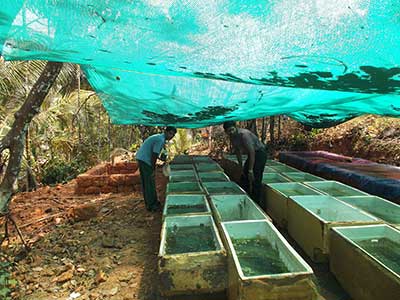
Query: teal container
263 166 280 173
330 225 400 300
166 181 204 194
304 181 369 197
192 156 215 164
202 181 246 196
163 194 211 220
196 163 224 173
169 170 198 183
269 165 300 173
210 195 269 223
288 195 381 262
198 172 230 183
265 160 285 166
337 196 400 228
222 220 317 300
171 155 192 164
169 170 196 177
265 182 322 228
262 173 291 184
282 172 324 182
170 163 195 171
159 215 226 296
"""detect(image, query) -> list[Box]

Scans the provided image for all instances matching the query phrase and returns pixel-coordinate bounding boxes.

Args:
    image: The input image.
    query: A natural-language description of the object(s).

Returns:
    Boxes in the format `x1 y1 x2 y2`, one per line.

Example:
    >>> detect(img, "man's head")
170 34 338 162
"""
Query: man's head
164 126 177 140
223 121 237 137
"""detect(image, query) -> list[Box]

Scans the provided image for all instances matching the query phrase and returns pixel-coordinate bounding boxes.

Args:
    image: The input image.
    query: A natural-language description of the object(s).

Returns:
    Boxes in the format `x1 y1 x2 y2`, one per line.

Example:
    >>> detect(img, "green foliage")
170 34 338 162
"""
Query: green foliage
0 59 148 189
310 128 323 137
287 132 310 151
0 260 15 300
41 157 86 185
169 129 192 156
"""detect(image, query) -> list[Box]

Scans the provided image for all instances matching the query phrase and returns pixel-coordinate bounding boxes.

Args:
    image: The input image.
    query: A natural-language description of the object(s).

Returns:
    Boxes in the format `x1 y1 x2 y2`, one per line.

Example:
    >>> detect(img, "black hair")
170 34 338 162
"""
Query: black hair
165 126 177 134
223 121 236 131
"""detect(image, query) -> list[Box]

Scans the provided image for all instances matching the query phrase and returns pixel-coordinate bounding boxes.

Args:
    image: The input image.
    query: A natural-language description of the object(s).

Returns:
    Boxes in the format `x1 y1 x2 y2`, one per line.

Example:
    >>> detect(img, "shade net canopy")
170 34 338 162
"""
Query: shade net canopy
1 0 399 127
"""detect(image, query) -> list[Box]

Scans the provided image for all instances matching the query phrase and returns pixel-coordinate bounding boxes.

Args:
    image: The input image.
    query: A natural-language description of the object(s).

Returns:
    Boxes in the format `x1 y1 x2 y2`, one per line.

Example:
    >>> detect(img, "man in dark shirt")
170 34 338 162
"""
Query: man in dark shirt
223 121 267 208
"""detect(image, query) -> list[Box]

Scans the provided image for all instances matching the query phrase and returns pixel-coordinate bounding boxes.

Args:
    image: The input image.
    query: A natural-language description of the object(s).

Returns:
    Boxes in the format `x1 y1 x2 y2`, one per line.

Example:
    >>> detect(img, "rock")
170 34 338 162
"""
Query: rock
41 268 55 277
53 269 74 283
101 237 115 248
117 272 132 282
89 292 101 300
67 291 81 300
32 267 43 272
72 204 98 221
95 270 107 284
101 286 119 296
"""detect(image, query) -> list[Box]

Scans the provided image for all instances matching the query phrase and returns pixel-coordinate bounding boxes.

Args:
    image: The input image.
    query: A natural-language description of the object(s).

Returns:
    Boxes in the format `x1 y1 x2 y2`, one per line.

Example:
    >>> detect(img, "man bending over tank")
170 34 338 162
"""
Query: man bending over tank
136 126 177 212
223 121 267 208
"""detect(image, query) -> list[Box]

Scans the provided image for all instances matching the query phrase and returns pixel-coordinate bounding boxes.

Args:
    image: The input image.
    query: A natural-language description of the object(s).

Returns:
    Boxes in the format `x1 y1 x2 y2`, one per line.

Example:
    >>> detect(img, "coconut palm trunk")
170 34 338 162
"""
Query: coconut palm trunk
0 61 63 215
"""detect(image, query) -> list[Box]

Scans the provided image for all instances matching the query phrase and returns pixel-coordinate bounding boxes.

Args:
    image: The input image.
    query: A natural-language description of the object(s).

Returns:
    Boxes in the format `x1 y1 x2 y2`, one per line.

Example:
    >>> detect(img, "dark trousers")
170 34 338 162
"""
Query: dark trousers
138 160 158 210
241 149 267 208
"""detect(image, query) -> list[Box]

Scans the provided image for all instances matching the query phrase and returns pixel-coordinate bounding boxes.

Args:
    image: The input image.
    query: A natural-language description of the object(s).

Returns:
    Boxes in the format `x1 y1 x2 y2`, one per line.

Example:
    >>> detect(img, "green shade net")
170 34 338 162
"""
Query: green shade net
1 0 399 127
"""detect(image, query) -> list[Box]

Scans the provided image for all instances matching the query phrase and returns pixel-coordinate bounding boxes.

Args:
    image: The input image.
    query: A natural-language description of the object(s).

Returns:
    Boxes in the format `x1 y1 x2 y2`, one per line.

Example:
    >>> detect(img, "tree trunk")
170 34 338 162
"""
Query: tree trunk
77 65 82 144
0 61 63 215
108 115 112 162
269 116 275 145
261 117 267 143
247 119 258 137
208 126 213 150
277 115 281 141
25 128 37 191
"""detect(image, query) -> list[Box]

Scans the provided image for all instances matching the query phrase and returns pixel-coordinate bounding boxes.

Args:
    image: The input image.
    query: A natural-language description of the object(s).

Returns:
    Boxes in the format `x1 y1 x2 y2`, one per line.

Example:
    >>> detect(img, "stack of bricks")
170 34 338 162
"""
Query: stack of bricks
75 162 141 195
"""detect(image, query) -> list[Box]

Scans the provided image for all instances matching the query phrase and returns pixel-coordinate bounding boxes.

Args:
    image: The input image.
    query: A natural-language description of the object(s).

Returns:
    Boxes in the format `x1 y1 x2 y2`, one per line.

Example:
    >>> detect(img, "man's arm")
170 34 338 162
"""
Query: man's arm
151 152 159 170
235 148 242 168
242 134 256 174
151 137 165 170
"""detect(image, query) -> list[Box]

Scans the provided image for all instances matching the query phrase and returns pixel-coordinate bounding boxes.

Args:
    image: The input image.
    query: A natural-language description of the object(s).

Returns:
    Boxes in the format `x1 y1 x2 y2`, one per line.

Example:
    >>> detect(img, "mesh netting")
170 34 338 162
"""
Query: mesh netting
1 1 400 127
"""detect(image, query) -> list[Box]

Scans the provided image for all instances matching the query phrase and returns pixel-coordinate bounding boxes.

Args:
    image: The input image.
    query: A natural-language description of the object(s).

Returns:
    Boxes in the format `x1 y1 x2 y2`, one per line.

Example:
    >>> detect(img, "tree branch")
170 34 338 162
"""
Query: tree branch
71 92 97 125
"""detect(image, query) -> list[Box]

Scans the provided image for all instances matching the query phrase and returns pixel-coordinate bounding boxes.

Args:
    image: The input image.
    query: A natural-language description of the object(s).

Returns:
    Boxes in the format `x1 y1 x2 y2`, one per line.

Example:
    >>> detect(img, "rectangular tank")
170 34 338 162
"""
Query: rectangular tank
163 194 211 220
159 215 226 296
196 163 224 173
304 180 369 197
169 169 196 177
169 163 195 171
198 172 230 183
265 182 322 228
262 173 291 184
171 155 192 164
192 156 215 164
169 170 198 182
265 160 285 166
269 165 300 173
337 195 400 228
202 181 246 196
330 225 400 300
166 181 204 194
288 195 382 262
263 166 280 173
282 172 324 182
222 220 317 300
210 195 269 223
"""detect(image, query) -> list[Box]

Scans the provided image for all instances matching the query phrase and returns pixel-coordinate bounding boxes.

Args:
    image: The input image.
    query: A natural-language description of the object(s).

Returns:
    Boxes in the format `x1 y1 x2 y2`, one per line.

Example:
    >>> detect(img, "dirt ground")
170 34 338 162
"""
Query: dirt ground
1 169 168 300
1 163 351 300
